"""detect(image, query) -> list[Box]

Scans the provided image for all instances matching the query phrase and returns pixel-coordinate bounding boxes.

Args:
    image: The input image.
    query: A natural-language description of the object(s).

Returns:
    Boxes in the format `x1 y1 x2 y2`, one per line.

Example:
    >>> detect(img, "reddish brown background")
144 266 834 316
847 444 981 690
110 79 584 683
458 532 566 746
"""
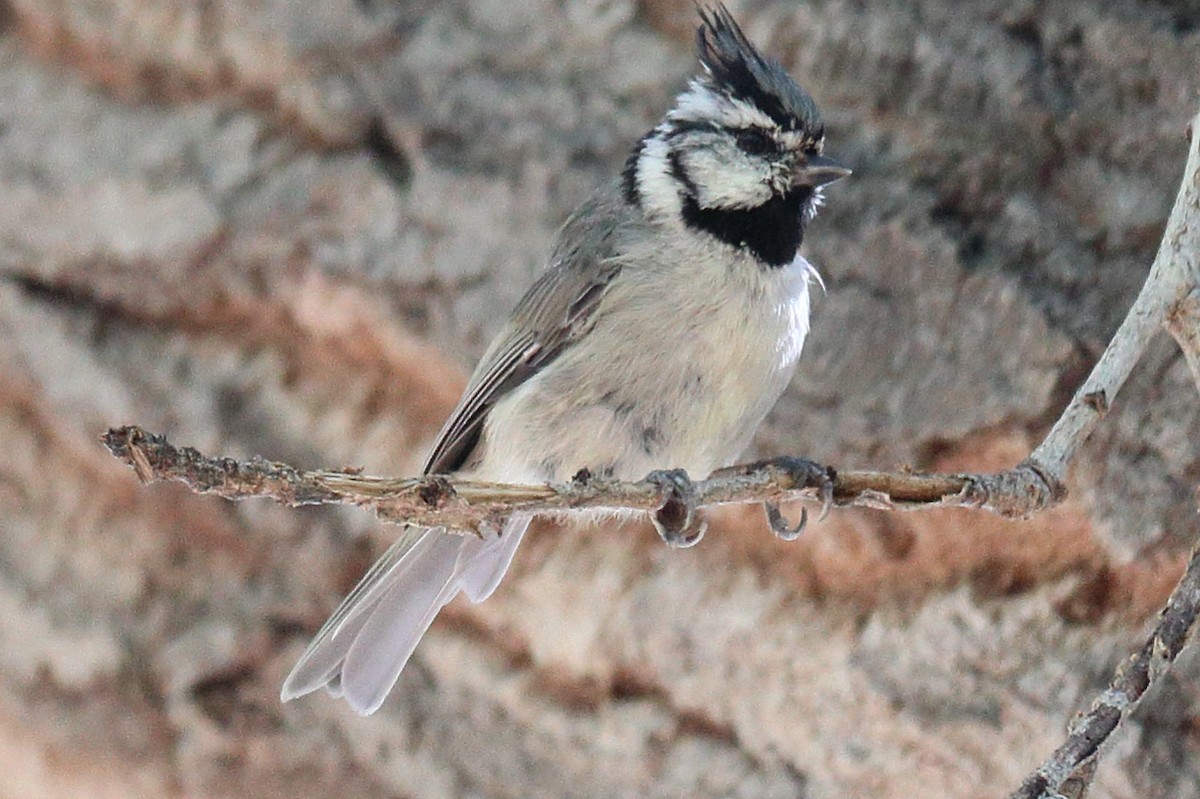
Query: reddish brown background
2 1 1199 797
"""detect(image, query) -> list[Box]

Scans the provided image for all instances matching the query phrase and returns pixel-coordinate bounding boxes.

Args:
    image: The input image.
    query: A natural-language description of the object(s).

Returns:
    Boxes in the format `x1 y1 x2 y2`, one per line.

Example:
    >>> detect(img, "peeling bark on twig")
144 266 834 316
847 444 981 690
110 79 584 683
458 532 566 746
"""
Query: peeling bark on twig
101 426 1065 537
1167 288 1200 393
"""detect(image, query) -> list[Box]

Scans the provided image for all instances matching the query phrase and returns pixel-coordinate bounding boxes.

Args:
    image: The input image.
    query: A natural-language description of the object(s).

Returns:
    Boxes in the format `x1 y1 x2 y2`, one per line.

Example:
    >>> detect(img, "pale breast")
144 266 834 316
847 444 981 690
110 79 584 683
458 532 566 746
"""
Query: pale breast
476 246 816 484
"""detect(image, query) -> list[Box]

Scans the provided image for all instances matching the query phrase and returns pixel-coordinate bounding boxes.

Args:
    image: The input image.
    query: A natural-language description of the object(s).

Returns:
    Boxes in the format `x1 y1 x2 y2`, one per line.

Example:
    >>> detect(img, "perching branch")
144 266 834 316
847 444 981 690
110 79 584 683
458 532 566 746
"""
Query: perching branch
100 105 1200 538
100 425 1044 537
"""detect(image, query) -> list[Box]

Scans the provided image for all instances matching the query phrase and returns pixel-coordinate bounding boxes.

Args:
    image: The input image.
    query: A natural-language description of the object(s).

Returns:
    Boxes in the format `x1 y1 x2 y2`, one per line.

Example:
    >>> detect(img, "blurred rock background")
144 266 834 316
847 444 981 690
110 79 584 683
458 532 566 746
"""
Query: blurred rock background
1 0 1198 796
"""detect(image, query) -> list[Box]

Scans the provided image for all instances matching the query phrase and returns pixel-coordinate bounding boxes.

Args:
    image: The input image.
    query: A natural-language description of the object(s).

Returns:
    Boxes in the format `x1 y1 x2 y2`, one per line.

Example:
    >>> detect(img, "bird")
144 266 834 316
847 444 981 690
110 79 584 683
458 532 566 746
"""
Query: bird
281 3 850 716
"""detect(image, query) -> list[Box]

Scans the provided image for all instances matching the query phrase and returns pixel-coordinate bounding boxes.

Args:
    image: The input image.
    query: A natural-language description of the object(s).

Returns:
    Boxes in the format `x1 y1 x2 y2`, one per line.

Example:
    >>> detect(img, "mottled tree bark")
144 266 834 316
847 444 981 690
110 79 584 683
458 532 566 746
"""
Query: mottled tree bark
3 2 1200 798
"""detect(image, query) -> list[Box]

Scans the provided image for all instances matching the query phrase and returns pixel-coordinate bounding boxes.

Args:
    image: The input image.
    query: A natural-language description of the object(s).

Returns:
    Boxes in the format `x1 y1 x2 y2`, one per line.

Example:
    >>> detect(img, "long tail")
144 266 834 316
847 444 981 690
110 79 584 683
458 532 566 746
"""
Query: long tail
281 516 529 715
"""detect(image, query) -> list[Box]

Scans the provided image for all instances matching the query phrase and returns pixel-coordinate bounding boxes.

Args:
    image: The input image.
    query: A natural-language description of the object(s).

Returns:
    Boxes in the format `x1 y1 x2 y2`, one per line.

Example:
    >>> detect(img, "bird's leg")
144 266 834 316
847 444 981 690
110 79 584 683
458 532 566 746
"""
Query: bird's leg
645 468 707 548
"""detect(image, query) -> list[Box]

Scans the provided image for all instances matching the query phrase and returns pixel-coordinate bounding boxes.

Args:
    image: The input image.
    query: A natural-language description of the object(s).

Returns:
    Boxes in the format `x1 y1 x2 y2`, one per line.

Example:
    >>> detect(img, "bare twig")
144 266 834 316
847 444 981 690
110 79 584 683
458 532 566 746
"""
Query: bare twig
101 426 1046 536
1007 106 1200 799
1008 531 1200 799
1028 109 1200 484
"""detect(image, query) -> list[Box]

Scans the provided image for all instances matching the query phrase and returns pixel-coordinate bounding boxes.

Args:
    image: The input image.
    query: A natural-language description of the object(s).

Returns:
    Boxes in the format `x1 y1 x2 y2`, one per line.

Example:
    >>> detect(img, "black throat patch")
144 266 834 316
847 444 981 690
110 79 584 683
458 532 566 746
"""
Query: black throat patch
679 187 811 268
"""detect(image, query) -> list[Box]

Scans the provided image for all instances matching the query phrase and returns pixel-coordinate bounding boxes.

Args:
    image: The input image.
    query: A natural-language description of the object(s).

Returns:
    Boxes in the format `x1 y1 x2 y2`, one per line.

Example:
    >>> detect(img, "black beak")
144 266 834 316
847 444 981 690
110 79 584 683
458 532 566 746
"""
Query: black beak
793 154 852 188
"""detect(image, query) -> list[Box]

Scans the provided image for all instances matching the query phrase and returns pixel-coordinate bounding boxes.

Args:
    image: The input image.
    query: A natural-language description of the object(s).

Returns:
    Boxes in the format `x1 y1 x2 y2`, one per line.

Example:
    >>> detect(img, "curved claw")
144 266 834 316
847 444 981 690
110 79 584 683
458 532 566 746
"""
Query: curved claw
647 468 707 549
761 456 836 524
817 477 835 522
663 516 708 549
764 501 807 541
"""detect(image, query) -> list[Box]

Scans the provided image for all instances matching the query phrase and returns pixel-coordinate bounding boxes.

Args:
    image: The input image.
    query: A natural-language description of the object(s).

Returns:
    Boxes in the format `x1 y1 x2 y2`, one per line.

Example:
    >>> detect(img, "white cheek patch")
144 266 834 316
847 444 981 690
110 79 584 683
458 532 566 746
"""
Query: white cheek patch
648 80 812 215
683 146 773 209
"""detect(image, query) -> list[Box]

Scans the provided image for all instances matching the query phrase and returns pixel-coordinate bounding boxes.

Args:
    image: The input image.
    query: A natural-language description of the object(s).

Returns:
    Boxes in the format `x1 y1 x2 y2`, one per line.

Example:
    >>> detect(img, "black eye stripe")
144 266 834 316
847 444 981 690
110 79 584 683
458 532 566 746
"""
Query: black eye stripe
735 128 776 155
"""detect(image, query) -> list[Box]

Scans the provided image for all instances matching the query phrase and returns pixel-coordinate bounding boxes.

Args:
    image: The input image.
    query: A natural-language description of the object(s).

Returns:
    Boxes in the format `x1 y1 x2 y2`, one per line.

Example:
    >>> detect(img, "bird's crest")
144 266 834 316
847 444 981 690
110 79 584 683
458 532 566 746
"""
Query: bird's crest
695 4 822 136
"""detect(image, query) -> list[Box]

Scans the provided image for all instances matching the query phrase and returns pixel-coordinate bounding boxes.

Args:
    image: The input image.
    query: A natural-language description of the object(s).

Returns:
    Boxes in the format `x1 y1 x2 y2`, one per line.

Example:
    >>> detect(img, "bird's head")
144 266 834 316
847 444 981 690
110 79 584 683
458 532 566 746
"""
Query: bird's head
623 4 849 266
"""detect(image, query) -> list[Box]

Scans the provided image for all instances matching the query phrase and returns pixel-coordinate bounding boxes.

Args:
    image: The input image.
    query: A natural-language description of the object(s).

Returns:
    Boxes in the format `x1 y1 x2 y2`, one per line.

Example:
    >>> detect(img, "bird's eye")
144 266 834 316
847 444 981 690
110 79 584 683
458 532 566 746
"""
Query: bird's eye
735 129 775 156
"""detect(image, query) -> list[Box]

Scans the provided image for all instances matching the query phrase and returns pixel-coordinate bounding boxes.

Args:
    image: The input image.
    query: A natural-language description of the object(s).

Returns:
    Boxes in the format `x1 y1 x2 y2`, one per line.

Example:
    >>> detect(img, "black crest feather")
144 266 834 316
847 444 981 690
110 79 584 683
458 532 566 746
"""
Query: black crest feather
695 4 822 135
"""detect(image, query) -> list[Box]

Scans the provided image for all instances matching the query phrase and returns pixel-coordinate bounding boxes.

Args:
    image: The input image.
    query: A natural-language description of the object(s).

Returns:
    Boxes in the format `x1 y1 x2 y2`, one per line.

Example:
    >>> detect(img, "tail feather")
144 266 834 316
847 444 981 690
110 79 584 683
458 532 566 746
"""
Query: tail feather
280 527 433 702
340 533 463 714
458 514 529 602
281 517 529 714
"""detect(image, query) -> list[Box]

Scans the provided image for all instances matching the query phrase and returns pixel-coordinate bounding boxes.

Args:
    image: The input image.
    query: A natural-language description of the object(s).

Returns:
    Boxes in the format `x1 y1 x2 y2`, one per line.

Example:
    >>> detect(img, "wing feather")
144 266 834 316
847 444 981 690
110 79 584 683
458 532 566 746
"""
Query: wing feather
422 194 633 472
421 334 539 474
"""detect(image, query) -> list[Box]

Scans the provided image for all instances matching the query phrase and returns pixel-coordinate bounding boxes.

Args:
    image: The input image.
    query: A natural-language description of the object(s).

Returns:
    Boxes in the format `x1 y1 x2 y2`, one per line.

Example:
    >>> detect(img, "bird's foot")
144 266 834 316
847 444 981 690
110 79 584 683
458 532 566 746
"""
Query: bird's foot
714 456 835 541
645 468 707 548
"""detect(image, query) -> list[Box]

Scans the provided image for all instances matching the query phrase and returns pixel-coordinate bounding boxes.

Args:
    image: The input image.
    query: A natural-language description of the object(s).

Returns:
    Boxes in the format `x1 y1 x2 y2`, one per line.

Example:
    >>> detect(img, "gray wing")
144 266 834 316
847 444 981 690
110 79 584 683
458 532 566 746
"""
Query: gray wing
422 192 634 475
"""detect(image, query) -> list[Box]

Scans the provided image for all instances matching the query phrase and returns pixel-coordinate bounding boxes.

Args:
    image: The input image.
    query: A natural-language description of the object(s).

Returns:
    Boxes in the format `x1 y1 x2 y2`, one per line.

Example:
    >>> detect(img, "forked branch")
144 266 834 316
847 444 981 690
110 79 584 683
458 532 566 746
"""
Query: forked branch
1009 105 1200 799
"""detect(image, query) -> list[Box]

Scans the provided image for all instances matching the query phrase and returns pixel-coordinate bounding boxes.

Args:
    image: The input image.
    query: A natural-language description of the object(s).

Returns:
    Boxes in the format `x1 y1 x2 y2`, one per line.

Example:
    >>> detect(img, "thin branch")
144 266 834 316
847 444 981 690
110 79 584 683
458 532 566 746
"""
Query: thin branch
1007 106 1200 799
1028 109 1200 484
100 426 1044 536
1008 530 1200 799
